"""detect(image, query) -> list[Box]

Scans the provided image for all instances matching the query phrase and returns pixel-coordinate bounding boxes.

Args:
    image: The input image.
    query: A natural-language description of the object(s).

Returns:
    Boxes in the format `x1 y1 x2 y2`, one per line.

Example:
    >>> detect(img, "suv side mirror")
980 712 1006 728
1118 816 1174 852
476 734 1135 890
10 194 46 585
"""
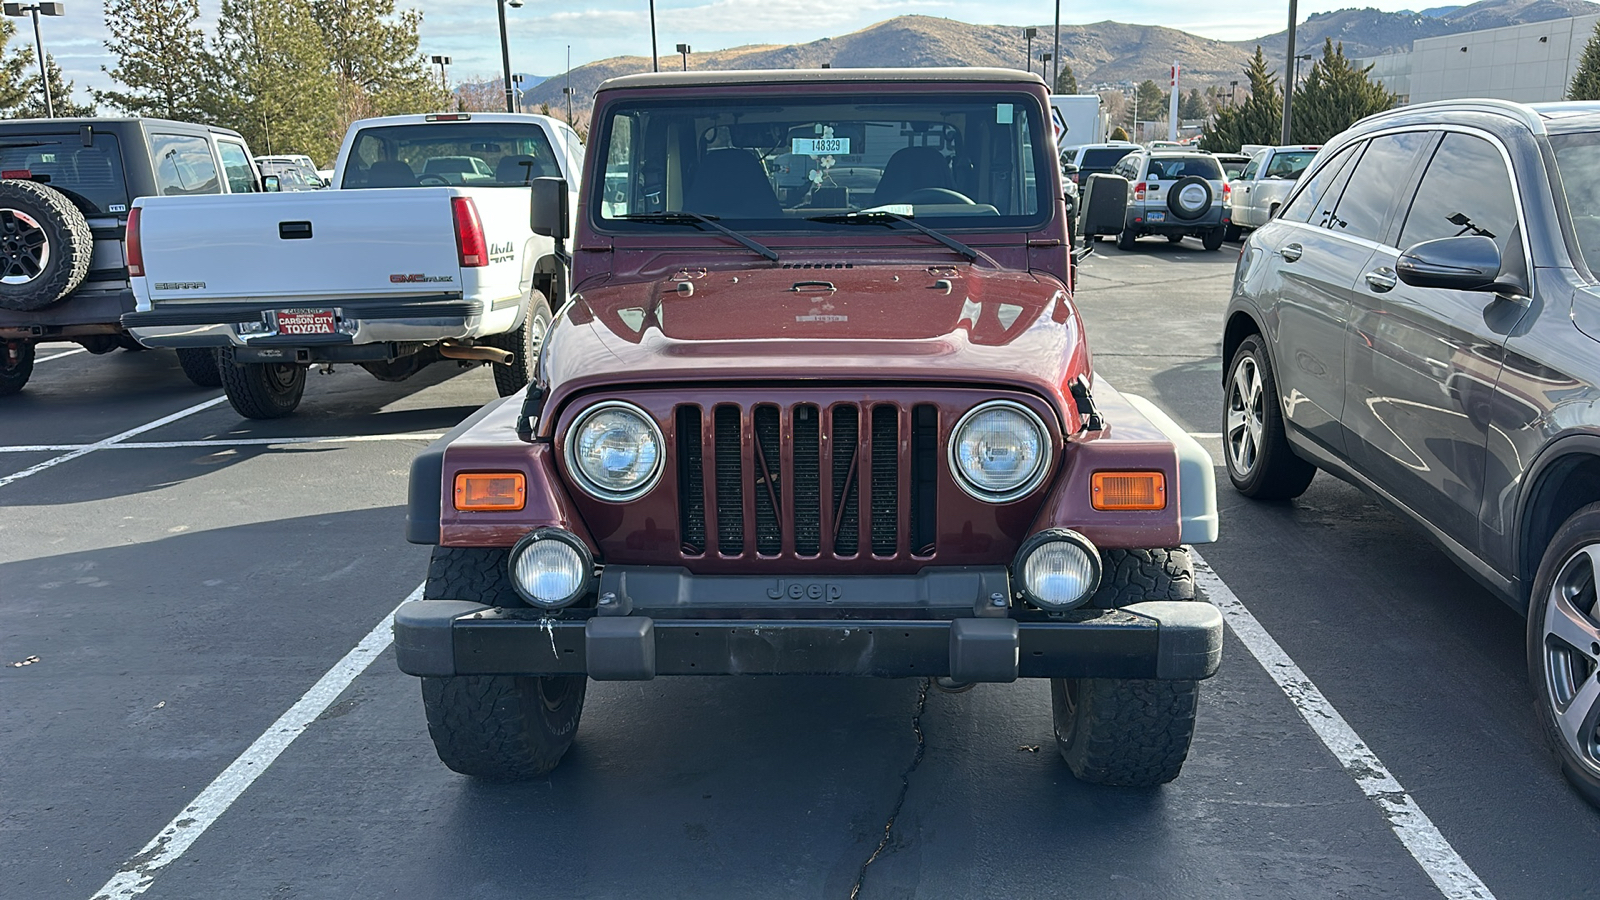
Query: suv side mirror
1061 161 1079 176
530 176 570 241
1397 235 1525 295
1078 173 1128 238
262 174 280 193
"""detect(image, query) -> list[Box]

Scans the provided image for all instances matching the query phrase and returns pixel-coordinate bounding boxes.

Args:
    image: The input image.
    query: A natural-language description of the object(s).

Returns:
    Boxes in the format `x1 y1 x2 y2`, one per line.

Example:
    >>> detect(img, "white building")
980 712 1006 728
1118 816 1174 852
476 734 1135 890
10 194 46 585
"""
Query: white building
1356 13 1600 105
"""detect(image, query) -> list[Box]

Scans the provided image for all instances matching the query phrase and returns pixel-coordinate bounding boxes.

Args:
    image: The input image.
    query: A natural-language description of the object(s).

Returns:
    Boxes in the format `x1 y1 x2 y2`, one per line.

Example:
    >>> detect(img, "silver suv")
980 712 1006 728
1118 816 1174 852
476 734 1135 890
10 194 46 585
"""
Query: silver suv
1111 151 1228 251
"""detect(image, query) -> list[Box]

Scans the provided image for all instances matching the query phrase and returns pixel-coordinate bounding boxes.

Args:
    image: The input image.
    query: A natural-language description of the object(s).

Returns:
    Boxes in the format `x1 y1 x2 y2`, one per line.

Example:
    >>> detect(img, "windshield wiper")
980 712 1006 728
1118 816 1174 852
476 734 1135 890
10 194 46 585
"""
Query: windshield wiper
614 212 779 261
806 209 980 262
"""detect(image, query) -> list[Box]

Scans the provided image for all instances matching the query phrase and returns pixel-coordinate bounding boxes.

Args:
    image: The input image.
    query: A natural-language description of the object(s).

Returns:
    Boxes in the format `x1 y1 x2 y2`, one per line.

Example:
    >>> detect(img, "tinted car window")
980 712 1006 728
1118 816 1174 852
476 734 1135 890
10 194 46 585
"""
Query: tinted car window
1544 131 1600 272
1328 131 1428 243
1262 150 1318 179
1146 156 1223 181
0 132 130 216
150 133 221 196
1239 158 1259 180
1080 147 1136 169
343 122 561 188
1398 133 1517 254
216 140 257 193
1279 144 1357 224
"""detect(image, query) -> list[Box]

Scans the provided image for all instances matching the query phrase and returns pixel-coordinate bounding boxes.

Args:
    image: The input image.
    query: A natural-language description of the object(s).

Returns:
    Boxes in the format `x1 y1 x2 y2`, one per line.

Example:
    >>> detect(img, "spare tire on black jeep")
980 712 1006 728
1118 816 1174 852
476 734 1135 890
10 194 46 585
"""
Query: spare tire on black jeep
0 180 92 312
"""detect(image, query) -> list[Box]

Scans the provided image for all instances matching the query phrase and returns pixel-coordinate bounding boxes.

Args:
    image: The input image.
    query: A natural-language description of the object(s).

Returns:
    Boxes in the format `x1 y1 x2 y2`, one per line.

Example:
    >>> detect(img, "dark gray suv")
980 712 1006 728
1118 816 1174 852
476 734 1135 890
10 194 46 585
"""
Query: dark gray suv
1223 98 1600 807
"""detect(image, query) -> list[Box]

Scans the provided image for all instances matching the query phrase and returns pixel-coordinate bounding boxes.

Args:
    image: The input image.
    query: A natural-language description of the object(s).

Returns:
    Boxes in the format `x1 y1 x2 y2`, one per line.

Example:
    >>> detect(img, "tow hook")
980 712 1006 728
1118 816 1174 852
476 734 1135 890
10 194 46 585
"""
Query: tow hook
438 340 514 365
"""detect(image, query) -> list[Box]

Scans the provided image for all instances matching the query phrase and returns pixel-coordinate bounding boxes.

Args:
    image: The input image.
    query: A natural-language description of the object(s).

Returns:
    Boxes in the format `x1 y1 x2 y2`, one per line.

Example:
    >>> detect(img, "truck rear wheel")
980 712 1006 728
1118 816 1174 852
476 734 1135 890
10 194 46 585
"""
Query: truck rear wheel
218 346 305 418
489 291 551 397
1051 547 1200 786
0 180 92 312
0 340 34 397
175 347 221 388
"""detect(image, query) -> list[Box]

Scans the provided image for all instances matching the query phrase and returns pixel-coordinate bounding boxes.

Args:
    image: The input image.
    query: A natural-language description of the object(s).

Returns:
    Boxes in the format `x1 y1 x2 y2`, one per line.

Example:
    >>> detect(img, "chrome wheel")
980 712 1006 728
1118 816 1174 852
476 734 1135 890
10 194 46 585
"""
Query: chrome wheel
1226 355 1265 476
1542 542 1600 778
0 208 49 284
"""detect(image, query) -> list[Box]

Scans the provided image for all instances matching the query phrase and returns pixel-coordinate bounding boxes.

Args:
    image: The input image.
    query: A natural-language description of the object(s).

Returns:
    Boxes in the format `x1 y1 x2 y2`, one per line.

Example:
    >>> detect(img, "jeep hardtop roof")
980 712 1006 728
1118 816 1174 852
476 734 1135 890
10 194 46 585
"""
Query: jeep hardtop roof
598 67 1045 93
0 117 245 138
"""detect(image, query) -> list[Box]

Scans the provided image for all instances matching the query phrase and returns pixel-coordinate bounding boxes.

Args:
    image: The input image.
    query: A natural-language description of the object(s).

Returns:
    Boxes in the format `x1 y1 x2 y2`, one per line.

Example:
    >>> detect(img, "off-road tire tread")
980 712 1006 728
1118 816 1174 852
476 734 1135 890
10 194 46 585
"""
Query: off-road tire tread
421 674 586 780
175 347 221 388
489 291 551 397
0 340 33 396
1226 335 1317 500
217 346 305 419
0 180 92 311
1088 547 1195 609
1052 677 1199 786
423 545 525 607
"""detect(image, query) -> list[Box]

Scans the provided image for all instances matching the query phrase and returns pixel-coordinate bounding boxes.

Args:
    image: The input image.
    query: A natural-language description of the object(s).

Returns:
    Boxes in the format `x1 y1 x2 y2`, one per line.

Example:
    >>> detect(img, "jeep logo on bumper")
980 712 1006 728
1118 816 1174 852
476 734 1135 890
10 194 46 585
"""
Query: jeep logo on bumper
767 580 844 601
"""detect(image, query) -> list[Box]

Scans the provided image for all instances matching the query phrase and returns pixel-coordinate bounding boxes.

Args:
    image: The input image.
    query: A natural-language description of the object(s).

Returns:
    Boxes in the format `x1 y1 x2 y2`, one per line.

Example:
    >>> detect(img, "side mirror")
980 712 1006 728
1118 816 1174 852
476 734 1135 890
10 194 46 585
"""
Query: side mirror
1077 173 1128 238
1061 162 1079 176
530 176 569 241
1397 235 1524 295
262 174 280 193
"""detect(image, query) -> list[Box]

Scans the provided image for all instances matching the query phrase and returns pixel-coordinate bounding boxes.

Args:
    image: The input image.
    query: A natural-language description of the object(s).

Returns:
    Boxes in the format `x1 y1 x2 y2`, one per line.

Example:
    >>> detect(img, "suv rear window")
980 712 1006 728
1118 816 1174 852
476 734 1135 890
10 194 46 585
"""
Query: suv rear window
1146 156 1222 180
0 133 130 216
1079 147 1135 169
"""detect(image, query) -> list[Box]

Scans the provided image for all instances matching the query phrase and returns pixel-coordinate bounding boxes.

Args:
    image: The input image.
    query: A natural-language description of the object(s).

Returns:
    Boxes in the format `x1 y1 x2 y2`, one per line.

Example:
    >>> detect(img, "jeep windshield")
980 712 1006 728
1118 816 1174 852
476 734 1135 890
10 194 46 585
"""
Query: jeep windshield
593 93 1051 232
341 121 564 188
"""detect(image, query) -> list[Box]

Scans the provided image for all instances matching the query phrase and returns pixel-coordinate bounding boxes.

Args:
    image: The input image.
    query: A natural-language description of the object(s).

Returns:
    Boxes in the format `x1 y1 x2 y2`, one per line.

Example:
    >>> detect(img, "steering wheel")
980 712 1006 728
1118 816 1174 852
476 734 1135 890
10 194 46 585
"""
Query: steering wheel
894 187 975 205
418 174 450 186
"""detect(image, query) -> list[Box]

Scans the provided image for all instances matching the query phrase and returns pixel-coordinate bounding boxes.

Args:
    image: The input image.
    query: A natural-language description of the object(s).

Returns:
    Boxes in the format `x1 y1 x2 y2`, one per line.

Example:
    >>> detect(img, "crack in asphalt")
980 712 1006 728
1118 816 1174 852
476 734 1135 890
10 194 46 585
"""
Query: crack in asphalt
848 677 932 900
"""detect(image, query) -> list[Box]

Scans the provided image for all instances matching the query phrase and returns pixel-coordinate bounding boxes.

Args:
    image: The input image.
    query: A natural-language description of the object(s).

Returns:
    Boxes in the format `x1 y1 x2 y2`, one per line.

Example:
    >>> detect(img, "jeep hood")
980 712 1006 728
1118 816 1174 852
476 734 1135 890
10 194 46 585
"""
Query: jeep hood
539 264 1090 432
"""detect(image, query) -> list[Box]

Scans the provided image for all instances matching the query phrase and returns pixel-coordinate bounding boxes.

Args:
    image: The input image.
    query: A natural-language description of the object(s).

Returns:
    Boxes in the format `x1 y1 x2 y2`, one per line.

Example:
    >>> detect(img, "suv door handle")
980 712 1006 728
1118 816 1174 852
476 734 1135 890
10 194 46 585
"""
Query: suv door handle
1280 242 1303 262
1365 267 1397 292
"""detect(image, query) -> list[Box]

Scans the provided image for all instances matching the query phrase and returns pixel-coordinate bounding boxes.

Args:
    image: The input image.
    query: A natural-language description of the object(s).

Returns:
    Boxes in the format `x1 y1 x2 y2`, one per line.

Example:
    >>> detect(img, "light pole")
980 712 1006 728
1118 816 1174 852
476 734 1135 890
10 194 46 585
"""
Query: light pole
1024 27 1037 75
1292 52 1313 88
3 2 62 118
1280 0 1298 144
649 0 659 72
512 73 525 112
1040 52 1052 89
1230 79 1238 106
496 0 523 114
1053 0 1060 90
676 43 690 71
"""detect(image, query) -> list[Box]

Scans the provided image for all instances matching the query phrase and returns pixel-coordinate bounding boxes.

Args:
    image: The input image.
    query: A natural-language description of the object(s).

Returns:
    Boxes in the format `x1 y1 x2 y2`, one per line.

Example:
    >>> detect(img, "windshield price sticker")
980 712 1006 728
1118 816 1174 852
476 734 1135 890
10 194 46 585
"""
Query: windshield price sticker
793 137 850 156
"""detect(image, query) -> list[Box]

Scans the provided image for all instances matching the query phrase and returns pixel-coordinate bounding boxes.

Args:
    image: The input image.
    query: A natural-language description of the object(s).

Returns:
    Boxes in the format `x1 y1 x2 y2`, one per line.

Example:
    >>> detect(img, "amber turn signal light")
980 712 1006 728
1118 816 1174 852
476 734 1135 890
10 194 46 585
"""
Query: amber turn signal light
1091 471 1166 510
454 472 526 511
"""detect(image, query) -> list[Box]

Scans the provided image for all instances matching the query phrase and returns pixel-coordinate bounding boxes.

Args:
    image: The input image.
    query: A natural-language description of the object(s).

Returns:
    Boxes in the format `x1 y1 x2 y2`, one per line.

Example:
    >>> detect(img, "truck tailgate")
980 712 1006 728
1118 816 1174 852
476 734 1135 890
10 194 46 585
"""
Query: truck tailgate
135 189 463 303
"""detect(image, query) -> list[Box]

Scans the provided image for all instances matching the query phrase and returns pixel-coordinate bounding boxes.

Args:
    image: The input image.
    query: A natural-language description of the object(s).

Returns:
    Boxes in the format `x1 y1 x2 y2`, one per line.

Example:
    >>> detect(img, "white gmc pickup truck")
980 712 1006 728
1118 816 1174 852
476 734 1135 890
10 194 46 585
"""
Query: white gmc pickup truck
124 112 584 418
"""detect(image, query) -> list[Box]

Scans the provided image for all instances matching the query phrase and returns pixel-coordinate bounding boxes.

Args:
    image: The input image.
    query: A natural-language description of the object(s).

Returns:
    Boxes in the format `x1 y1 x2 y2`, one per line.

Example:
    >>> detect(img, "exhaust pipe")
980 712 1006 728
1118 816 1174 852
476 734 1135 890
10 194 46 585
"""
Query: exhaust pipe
438 340 513 365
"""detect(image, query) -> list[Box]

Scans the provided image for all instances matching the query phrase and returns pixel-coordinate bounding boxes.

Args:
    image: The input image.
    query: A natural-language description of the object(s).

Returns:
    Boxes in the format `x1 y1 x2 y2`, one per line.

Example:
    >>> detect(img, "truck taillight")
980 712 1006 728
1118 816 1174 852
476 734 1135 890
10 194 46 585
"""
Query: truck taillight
1133 182 1146 201
452 196 487 267
126 207 143 277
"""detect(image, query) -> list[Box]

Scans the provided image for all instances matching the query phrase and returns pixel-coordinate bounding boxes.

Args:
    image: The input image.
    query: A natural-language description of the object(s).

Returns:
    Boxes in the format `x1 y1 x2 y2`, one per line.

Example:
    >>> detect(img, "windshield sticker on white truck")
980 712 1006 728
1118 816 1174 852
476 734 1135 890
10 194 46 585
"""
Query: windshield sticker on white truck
389 273 455 284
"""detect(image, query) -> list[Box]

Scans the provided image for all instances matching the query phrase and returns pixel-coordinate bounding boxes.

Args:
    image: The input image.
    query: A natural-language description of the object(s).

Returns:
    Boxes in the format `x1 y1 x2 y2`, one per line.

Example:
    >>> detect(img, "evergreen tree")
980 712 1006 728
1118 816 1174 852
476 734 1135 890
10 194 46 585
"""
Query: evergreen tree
313 0 447 116
1573 23 1600 100
213 0 339 163
1053 63 1077 95
1181 88 1207 120
1135 79 1167 124
0 21 34 113
15 53 95 117
1201 47 1282 152
1291 39 1397 143
99 0 216 120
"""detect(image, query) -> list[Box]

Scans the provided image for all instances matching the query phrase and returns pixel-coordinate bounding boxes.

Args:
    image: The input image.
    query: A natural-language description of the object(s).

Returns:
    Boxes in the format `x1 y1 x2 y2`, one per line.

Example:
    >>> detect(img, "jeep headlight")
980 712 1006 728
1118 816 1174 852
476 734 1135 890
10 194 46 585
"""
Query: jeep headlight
949 400 1051 501
565 401 663 501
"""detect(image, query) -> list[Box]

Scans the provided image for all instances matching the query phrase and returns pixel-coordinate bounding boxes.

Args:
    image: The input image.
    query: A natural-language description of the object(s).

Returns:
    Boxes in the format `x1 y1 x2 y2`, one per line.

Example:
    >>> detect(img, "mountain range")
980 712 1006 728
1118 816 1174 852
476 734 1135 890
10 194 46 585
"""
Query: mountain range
521 0 1600 120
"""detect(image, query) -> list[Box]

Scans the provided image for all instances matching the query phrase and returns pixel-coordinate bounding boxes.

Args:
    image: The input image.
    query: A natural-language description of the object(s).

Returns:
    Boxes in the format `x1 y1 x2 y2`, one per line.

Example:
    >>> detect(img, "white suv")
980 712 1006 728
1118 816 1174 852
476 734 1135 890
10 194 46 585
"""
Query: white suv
1110 151 1229 251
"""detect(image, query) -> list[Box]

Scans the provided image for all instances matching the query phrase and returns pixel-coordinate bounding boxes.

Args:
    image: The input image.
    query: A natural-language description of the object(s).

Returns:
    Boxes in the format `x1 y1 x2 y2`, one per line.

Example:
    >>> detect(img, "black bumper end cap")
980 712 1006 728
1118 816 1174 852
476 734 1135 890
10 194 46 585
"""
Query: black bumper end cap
1125 600 1224 680
949 617 1019 683
394 600 488 676
586 616 657 681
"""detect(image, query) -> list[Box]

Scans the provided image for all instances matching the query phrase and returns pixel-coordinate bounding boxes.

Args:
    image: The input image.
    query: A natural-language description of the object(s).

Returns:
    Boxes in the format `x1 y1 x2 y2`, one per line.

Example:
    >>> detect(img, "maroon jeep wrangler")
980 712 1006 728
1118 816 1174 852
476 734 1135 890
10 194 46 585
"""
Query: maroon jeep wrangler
396 68 1222 786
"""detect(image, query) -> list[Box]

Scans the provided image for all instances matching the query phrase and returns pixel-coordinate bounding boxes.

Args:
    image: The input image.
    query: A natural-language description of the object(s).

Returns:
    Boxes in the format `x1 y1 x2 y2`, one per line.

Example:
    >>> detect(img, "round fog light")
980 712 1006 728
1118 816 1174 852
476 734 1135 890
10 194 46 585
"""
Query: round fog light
508 529 592 609
1015 529 1101 611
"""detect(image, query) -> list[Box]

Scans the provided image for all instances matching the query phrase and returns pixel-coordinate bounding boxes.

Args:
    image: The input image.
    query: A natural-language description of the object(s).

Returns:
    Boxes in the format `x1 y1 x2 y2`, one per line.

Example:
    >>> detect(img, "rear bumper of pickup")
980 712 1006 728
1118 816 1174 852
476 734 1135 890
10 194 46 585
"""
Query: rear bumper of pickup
122 295 489 349
393 598 1224 683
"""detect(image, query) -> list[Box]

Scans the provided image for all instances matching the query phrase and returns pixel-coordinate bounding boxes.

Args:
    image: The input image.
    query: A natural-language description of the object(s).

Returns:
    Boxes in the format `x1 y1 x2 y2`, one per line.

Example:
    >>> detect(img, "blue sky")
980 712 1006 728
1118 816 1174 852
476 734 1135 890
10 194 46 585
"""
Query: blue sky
43 0 1432 105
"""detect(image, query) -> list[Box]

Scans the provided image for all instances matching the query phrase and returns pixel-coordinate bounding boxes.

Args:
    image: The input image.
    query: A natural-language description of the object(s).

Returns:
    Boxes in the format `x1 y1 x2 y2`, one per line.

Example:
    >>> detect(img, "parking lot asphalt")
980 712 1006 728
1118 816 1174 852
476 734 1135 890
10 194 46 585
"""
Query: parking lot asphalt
3 237 1598 899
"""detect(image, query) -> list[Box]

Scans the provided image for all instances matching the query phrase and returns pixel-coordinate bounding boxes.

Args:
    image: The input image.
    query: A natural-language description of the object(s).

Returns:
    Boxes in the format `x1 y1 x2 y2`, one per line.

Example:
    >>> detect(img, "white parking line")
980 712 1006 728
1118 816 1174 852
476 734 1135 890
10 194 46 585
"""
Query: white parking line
0 433 445 453
89 585 421 900
1193 550 1496 900
0 395 228 489
36 347 88 363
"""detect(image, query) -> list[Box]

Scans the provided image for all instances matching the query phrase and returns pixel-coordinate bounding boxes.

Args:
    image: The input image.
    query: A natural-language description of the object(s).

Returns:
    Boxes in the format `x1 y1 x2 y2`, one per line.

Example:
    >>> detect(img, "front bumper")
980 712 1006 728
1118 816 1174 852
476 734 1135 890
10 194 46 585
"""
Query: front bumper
123 295 486 349
393 594 1224 683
